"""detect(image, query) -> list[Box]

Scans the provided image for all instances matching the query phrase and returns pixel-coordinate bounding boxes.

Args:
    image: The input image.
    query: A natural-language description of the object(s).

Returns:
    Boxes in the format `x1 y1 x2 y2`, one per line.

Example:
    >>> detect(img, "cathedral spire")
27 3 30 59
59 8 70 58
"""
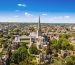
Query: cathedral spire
38 16 41 30
38 16 41 36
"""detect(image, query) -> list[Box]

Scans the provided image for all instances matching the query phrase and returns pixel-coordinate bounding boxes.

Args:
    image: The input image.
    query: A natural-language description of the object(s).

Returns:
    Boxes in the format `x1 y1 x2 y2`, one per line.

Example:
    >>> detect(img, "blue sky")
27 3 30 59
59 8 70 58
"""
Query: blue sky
0 0 75 23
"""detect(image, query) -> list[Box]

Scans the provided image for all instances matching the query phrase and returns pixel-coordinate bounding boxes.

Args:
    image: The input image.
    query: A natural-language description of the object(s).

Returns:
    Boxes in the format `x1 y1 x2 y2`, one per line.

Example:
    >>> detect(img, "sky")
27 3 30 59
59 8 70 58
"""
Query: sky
0 0 75 23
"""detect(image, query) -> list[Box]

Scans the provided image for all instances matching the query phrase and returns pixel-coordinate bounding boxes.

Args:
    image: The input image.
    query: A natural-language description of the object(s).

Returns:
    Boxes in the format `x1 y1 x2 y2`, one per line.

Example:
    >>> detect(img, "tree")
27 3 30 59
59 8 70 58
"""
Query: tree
51 39 57 45
3 43 8 48
11 51 19 64
11 46 29 64
13 28 20 32
61 38 69 50
0 38 4 47
21 42 28 49
29 44 38 55
59 34 70 39
0 38 4 42
8 38 13 43
51 39 58 49
65 55 75 65
19 56 37 65
56 38 71 50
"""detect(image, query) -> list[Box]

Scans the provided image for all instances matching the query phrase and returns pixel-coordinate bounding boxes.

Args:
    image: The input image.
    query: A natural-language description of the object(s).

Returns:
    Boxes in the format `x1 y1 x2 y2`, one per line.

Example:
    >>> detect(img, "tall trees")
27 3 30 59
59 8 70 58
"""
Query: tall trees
50 37 74 50
65 55 75 65
11 46 29 64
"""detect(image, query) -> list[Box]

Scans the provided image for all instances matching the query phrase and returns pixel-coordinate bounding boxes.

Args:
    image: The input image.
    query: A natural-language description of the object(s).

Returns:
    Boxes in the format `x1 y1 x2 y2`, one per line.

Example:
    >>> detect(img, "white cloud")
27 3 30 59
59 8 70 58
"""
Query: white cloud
52 16 63 19
0 14 75 23
17 4 26 7
48 16 72 23
42 14 47 16
50 16 70 20
24 12 32 16
64 16 70 18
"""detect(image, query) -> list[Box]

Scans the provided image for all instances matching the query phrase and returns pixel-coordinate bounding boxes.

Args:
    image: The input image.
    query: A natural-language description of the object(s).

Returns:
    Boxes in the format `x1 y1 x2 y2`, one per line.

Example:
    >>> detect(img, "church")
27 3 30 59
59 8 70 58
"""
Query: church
13 16 49 49
30 16 49 49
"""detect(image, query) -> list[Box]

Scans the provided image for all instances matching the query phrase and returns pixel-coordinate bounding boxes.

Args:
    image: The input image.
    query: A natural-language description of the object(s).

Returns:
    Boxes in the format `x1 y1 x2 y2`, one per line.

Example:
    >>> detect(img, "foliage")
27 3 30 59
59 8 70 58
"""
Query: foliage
59 34 71 39
64 55 75 65
11 46 29 64
51 39 58 45
3 43 8 48
19 56 37 65
0 38 4 43
13 28 20 32
8 38 13 43
50 37 74 51
29 44 38 55
51 55 75 65
21 42 28 49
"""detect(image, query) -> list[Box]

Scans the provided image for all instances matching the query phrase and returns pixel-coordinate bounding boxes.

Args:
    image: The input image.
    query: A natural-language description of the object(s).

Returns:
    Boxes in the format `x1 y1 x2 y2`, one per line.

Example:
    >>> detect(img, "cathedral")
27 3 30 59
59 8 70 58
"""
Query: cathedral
30 16 49 49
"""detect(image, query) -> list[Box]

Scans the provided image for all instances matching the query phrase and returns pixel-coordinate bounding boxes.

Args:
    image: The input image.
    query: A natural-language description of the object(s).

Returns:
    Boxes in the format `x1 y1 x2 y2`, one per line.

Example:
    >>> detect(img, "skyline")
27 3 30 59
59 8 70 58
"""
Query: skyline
0 0 75 23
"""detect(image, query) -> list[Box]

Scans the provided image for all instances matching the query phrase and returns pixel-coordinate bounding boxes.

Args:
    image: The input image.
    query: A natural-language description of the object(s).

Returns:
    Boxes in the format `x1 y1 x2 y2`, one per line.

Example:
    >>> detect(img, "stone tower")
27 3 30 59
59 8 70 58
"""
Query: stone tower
38 16 41 36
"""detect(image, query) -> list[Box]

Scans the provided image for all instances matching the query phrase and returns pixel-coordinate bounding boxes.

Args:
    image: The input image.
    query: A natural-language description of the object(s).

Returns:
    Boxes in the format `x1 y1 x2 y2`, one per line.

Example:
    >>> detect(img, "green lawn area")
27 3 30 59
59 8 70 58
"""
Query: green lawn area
21 40 30 43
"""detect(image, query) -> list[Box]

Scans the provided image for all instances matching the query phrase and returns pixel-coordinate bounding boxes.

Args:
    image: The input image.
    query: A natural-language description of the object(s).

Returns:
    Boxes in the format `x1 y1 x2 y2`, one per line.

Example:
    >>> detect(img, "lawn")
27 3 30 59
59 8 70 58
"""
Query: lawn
20 40 30 43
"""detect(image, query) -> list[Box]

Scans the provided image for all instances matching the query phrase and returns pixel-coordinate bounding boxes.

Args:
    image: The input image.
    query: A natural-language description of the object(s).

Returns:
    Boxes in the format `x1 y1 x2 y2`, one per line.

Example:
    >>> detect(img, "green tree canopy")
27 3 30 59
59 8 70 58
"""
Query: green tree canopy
0 38 4 43
29 44 38 55
11 46 29 64
65 55 75 65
